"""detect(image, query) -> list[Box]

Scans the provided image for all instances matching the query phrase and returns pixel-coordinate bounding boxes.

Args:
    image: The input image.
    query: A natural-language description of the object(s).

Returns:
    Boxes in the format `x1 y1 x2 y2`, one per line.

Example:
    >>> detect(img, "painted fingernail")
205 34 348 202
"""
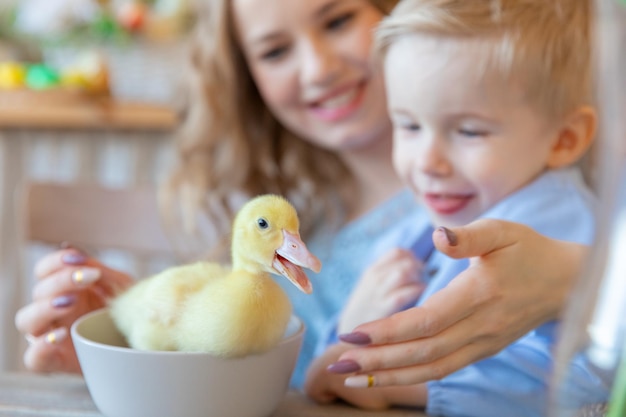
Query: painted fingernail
72 268 101 286
62 253 87 265
437 226 458 246
327 359 361 374
45 327 68 345
51 294 76 308
344 374 374 388
339 331 372 345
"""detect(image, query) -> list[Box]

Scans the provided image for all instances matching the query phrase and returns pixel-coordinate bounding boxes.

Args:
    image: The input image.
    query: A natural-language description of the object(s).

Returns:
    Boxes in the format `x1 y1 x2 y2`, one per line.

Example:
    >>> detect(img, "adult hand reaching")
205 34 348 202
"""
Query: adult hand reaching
15 248 133 373
327 219 589 387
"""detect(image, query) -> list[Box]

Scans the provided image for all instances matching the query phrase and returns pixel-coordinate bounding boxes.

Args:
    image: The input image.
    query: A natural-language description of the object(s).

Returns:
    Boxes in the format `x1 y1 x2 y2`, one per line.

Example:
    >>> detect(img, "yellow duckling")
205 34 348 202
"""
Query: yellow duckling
110 194 321 357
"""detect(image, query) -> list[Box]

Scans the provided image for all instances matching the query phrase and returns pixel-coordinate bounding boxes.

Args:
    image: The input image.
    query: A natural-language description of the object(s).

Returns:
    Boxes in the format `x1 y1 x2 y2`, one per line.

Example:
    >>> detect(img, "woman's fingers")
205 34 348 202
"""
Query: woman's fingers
332 272 496 374
433 218 530 260
336 311 480 373
18 248 133 375
23 328 81 373
34 249 89 279
32 267 101 300
345 341 497 387
344 239 511 347
333 267 533 383
23 329 66 372
347 274 479 346
15 296 78 336
33 252 131 301
327 221 588 390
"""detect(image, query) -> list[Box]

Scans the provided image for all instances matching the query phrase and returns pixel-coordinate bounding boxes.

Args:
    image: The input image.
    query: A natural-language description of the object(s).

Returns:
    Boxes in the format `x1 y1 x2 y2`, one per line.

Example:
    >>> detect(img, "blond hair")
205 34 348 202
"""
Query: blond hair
163 0 398 258
376 0 595 120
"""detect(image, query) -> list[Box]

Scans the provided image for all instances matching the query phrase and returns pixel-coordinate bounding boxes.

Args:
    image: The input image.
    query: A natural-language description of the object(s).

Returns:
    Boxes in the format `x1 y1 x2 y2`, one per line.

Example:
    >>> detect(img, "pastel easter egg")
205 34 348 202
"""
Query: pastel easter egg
26 65 61 89
0 62 27 89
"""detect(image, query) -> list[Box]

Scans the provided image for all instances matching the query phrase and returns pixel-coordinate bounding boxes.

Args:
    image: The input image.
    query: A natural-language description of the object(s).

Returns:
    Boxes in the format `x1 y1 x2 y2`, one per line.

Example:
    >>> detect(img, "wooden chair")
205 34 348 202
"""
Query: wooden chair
20 181 176 256
8 181 205 372
16 180 212 284
16 179 220 296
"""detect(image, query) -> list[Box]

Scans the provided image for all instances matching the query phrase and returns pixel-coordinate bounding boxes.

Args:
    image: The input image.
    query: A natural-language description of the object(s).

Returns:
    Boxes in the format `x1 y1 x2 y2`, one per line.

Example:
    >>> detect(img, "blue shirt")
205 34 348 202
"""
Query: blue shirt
278 189 429 388
417 168 602 417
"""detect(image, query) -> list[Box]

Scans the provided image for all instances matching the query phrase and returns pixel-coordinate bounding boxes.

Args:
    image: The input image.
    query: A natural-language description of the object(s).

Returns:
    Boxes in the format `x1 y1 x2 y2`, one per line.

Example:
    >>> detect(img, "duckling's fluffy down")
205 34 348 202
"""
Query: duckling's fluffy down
110 261 293 357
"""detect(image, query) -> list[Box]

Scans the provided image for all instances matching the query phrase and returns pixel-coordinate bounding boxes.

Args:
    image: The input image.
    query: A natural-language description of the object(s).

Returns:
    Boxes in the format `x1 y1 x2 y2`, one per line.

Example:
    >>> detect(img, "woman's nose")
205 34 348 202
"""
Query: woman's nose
299 38 340 86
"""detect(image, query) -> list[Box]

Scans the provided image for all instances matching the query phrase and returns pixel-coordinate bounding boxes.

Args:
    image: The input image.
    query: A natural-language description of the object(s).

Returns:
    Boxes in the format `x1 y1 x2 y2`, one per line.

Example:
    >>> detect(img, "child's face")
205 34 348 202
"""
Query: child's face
233 0 391 153
385 36 560 227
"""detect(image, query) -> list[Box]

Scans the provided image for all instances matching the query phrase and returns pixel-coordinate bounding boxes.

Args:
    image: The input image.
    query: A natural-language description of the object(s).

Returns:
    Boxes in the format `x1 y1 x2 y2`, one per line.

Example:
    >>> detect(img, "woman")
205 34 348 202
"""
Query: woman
15 0 424 387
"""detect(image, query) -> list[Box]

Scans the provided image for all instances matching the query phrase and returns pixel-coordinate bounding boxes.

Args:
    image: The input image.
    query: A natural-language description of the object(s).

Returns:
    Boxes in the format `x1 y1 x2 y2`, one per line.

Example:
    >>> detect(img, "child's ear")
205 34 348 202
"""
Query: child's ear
547 106 597 169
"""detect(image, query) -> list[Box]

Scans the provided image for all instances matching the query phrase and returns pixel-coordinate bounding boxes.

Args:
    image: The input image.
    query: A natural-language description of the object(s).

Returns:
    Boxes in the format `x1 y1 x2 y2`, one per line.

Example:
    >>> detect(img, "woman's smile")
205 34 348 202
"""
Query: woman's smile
309 81 367 122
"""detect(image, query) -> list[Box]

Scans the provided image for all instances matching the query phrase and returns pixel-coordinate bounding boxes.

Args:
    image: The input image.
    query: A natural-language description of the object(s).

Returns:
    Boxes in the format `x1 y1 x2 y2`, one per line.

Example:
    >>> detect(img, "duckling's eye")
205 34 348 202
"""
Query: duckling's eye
257 218 269 229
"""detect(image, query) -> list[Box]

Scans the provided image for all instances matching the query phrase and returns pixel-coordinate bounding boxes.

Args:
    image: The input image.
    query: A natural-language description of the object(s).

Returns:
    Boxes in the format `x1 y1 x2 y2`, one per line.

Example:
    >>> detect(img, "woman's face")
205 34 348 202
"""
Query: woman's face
232 0 391 152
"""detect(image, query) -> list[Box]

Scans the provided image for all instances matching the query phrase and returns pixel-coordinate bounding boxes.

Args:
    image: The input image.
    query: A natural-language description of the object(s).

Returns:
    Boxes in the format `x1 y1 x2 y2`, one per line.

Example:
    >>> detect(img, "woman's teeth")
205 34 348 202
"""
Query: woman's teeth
317 88 359 109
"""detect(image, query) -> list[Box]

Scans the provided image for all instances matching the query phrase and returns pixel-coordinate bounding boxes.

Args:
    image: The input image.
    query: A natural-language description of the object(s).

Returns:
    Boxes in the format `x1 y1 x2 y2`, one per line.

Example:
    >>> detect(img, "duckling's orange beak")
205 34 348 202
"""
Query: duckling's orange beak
272 230 321 294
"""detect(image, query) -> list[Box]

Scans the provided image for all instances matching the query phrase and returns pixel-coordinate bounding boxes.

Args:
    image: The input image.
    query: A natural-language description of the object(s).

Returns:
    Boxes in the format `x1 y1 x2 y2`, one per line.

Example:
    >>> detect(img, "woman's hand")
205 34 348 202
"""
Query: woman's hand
338 248 424 335
329 219 589 386
15 248 133 373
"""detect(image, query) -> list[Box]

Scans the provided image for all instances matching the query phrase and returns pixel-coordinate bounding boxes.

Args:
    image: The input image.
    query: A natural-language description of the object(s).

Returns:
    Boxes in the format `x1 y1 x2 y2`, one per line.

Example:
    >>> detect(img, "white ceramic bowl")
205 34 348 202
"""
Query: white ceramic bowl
71 308 304 417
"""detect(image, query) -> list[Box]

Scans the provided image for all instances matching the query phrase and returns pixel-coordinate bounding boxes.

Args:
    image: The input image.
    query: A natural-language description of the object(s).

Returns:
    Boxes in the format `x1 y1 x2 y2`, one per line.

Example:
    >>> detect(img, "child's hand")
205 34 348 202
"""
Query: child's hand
305 343 428 410
15 248 133 373
338 248 424 335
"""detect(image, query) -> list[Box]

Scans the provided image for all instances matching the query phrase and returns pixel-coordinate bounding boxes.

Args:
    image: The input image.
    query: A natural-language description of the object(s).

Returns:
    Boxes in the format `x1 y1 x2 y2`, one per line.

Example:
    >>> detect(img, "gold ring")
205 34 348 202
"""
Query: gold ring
46 332 57 344
73 270 84 284
367 374 375 388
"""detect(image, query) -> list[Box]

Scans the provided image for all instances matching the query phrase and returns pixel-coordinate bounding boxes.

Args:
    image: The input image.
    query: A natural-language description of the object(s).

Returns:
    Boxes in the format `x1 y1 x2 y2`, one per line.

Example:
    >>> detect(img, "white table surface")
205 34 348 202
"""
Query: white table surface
0 372 428 417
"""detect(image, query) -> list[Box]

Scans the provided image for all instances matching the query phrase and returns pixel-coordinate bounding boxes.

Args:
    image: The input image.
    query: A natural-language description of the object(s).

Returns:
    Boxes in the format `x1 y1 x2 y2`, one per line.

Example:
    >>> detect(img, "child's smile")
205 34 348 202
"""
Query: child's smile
422 192 475 216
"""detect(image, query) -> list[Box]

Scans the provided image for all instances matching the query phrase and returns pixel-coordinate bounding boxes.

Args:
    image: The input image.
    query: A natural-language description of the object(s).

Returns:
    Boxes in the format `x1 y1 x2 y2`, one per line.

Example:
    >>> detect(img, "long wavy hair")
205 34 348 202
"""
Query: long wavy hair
162 0 399 259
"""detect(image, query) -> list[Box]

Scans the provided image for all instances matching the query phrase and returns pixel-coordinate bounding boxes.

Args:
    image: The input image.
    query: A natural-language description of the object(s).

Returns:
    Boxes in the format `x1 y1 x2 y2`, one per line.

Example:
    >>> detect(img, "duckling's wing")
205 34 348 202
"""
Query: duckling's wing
140 262 229 325
111 262 228 350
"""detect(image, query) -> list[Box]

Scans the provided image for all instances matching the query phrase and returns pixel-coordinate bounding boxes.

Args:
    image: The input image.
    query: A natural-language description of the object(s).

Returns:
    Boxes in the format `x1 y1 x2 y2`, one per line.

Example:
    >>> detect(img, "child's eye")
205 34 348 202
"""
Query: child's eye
393 122 420 133
326 12 354 31
391 114 420 133
458 128 487 138
404 123 421 132
260 45 289 61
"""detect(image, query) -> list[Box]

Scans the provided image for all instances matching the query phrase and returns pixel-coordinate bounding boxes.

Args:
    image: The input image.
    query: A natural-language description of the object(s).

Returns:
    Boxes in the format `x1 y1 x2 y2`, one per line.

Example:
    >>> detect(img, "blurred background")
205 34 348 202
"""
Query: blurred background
0 0 194 372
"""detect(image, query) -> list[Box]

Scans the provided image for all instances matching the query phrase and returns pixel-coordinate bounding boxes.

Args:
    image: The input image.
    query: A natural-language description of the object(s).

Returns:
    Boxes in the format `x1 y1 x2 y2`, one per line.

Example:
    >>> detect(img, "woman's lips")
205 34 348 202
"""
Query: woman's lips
423 193 473 215
309 82 365 122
